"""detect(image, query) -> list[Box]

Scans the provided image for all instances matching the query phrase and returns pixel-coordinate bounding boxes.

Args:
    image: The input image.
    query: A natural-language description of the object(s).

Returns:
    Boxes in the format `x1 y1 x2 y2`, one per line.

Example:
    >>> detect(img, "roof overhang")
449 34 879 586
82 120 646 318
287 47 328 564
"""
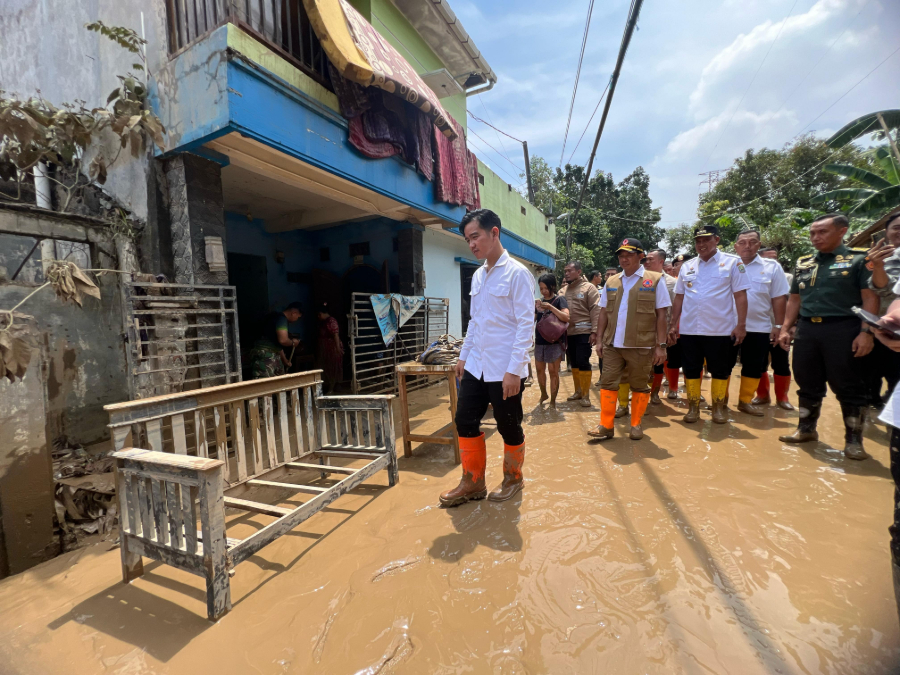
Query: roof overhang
388 0 497 91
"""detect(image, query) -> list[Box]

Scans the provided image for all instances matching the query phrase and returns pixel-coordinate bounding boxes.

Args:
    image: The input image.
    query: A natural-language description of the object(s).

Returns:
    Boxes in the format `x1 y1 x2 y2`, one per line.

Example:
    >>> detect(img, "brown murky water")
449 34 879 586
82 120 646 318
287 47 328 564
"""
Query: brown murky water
1 369 899 674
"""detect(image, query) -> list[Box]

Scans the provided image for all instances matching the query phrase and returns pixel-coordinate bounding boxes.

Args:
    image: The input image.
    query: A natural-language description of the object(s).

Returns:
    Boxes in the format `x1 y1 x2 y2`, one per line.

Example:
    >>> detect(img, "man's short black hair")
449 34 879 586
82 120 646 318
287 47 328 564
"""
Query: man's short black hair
588 269 601 280
649 248 667 260
812 213 849 229
460 208 502 234
605 267 617 272
566 260 583 271
736 228 761 240
285 302 303 312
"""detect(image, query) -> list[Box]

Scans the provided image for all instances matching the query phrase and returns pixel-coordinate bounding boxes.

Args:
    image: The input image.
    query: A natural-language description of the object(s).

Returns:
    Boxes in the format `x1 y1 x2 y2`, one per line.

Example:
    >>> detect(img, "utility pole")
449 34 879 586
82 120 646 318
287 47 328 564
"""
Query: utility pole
571 0 644 225
556 212 572 261
523 141 535 205
698 169 727 195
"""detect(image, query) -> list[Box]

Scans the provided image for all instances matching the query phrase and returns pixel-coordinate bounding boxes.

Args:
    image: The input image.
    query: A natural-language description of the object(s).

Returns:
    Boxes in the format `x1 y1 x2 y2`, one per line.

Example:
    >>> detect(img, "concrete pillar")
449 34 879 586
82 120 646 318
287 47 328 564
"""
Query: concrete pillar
162 154 228 285
398 226 424 295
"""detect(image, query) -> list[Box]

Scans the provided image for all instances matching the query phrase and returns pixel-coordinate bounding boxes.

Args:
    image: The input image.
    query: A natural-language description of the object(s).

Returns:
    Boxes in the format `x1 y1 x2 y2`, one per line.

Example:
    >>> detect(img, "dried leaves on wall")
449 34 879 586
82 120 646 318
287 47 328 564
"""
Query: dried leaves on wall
47 261 101 306
0 319 35 382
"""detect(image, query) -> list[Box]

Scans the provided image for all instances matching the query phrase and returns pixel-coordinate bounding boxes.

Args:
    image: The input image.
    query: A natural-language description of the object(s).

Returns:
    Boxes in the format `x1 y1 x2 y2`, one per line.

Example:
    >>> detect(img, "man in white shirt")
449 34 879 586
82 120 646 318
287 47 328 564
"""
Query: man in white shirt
752 247 795 408
441 209 535 507
587 238 671 440
644 248 678 403
669 224 751 424
732 230 790 415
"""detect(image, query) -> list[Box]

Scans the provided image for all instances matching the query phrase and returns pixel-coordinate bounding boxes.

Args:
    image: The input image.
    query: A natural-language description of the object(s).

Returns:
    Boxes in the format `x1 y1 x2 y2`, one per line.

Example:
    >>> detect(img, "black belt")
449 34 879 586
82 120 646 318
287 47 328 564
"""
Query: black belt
799 315 856 323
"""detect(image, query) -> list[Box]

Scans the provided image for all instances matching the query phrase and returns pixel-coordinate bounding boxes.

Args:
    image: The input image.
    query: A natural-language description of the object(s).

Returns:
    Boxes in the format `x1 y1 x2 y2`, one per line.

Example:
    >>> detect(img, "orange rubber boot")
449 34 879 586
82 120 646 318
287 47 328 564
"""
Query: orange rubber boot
630 391 650 439
488 442 525 501
753 372 771 404
774 374 795 410
440 434 487 507
588 389 618 439
665 367 680 399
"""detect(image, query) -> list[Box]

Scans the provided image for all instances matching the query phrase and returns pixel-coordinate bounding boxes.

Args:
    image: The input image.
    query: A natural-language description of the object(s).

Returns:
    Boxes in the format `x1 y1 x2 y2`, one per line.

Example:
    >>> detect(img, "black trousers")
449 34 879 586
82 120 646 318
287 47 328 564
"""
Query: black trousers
890 426 900 566
739 332 771 378
566 333 593 371
455 371 525 446
768 342 791 377
792 318 867 407
680 334 737 380
666 339 683 370
865 341 900 406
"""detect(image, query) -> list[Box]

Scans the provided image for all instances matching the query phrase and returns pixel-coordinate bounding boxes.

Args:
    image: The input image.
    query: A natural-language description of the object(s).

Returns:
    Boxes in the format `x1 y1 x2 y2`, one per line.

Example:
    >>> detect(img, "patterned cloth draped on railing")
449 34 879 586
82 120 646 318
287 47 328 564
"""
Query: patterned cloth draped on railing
434 117 480 211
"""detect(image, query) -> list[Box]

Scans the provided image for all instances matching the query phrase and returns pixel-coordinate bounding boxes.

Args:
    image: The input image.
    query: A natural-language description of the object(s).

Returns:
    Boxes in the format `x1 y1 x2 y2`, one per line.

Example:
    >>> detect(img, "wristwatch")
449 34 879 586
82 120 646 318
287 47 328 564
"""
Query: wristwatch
774 324 783 329
861 325 872 334
658 342 667 348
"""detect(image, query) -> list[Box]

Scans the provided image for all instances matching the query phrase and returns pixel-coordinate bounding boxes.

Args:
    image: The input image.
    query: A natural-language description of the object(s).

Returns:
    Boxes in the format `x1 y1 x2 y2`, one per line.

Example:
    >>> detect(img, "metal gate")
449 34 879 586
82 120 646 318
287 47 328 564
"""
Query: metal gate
349 293 449 395
121 280 241 399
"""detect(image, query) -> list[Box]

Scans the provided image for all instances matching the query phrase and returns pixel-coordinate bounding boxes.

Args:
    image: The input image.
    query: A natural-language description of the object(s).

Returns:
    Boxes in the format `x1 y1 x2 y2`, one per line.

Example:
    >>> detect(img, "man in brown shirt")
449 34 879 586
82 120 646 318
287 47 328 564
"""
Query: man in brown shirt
563 260 601 406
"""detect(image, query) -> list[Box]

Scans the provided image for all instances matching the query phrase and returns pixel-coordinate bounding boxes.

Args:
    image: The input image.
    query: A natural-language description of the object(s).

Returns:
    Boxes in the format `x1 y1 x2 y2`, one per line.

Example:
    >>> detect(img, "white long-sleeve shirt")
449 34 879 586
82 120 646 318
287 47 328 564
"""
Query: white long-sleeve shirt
459 250 535 381
674 250 751 336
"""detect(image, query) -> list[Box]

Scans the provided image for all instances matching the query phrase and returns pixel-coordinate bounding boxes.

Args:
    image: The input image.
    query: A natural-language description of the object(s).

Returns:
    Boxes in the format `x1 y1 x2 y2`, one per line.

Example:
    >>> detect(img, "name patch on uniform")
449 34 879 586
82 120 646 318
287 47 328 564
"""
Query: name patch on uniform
641 279 653 288
830 262 852 269
576 293 584 299
737 263 746 273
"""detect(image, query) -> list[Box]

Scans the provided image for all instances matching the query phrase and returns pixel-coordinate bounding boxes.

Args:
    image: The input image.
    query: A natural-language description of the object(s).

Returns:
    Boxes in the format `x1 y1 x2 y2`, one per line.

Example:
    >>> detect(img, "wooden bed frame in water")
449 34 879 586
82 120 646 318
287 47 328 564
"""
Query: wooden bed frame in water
105 371 398 620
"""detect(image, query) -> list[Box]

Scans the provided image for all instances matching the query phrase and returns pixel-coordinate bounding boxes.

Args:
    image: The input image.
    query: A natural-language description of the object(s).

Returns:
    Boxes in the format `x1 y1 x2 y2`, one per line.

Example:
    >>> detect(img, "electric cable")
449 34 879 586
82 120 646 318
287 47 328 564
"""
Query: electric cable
567 78 610 165
558 0 597 167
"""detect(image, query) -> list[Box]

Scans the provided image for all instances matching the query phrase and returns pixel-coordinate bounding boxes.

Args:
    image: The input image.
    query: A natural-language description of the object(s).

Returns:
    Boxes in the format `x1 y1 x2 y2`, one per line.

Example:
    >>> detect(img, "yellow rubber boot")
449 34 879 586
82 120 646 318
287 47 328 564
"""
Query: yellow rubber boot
710 378 730 424
683 378 702 423
616 383 630 417
737 376 764 417
567 368 582 400
579 371 593 407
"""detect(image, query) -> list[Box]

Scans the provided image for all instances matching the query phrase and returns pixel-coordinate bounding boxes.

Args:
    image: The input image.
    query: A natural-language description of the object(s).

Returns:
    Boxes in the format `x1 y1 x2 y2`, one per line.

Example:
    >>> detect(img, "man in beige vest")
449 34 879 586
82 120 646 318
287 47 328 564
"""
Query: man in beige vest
588 239 671 440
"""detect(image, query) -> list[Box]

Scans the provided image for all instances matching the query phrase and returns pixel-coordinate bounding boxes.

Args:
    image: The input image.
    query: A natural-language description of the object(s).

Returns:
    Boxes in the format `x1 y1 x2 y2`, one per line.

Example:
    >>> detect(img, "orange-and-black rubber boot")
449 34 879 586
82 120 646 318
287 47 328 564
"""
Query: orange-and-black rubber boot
488 441 525 502
439 434 487 507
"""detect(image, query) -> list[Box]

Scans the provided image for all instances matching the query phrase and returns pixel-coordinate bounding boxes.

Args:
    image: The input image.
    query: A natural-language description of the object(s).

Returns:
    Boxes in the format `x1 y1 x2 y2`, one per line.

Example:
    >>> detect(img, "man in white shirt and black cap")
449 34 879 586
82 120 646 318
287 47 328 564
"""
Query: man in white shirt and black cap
732 228 791 415
441 209 535 507
668 224 751 424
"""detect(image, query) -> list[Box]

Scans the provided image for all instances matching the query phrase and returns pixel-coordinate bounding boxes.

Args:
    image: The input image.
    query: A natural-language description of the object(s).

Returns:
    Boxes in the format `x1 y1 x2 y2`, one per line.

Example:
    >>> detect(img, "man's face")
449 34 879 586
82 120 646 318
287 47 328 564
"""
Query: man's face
694 235 719 258
809 219 846 252
463 221 497 260
760 249 778 260
886 222 900 247
644 251 664 272
563 264 581 283
734 234 761 261
590 274 602 285
285 310 302 323
672 261 683 275
663 262 674 275
617 251 642 273
605 269 617 280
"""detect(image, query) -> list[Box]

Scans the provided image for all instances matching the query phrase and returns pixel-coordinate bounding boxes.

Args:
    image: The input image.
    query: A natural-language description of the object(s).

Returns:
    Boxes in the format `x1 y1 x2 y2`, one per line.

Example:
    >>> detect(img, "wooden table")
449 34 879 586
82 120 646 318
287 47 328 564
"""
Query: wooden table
396 362 460 463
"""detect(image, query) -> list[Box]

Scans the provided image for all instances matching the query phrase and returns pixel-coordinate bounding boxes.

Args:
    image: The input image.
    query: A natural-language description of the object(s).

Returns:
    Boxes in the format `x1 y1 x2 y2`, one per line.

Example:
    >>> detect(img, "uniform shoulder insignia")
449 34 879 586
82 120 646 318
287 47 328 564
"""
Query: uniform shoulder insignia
849 247 868 256
797 254 813 260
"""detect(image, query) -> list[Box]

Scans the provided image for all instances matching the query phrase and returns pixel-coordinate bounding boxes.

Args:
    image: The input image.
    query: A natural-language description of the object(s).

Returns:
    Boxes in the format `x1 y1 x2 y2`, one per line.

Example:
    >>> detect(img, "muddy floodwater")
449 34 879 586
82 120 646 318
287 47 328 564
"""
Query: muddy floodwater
1 371 899 674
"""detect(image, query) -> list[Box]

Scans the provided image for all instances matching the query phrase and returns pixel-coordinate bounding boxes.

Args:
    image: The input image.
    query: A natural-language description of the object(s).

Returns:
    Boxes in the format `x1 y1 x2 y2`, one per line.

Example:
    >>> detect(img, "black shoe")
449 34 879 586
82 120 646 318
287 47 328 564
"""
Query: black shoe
841 403 868 460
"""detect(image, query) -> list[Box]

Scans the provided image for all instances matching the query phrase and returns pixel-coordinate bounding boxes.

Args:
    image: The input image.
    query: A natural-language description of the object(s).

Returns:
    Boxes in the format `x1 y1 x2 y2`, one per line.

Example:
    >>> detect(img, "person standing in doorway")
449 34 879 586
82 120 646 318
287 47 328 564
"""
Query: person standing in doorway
668 225 751 424
440 209 534 507
732 229 790 416
563 260 601 407
778 214 877 459
534 273 569 407
250 302 303 379
588 239 670 440
644 248 678 403
316 302 343 394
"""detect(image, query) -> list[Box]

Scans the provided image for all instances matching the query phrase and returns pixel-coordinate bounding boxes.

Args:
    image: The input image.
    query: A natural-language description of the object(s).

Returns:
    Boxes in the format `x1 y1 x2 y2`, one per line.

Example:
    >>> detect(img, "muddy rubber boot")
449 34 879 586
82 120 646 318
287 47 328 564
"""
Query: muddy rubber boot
629 391 650 439
579 371 593 407
439 434 487 507
588 390 617 440
710 378 730 424
751 372 771 405
841 403 869 460
774 375 794 411
683 378 702 423
567 368 583 401
488 442 525 501
737 376 764 416
650 373 664 405
778 397 821 443
666 367 680 400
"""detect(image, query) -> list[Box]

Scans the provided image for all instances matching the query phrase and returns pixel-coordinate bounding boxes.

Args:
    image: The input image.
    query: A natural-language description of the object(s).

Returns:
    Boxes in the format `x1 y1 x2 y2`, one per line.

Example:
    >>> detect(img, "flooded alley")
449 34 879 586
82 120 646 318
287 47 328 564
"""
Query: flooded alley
1 374 898 674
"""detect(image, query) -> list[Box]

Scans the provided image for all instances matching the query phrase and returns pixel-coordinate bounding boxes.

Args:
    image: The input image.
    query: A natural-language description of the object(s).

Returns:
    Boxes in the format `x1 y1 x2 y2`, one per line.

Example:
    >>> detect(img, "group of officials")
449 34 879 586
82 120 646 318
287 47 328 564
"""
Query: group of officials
440 208 888 510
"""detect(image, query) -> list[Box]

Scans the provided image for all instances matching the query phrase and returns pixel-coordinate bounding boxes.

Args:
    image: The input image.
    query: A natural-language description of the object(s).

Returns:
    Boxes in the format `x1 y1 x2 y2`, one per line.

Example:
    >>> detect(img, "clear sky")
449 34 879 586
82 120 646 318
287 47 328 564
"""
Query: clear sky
453 0 900 229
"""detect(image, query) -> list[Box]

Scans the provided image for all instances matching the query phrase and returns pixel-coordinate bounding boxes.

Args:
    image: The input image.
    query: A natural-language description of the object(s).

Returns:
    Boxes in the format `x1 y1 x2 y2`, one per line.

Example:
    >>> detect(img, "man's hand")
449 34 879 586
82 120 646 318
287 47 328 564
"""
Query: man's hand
455 359 466 382
589 332 597 347
502 372 521 400
876 329 900 353
667 325 679 344
867 238 896 270
652 346 667 366
769 327 780 344
852 331 874 357
731 324 747 346
594 342 603 359
778 329 792 351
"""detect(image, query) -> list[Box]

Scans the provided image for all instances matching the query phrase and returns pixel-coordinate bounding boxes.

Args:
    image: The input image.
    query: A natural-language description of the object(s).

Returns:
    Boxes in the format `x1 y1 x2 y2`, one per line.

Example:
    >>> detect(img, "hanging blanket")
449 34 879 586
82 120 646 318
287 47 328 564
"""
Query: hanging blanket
434 116 480 210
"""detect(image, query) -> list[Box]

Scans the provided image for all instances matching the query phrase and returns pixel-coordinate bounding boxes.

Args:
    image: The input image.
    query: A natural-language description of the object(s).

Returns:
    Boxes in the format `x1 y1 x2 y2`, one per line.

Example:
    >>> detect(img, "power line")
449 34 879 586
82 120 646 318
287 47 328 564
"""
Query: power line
466 135 526 187
567 78 610 165
467 110 523 143
467 126 525 174
793 44 900 139
558 0 597 167
478 96 516 167
570 0 643 225
702 0 799 167
371 13 430 71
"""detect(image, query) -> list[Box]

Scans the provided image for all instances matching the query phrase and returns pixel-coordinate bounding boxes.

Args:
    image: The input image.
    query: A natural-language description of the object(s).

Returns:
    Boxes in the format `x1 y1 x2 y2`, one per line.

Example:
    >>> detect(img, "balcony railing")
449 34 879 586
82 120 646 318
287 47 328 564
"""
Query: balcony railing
165 0 331 86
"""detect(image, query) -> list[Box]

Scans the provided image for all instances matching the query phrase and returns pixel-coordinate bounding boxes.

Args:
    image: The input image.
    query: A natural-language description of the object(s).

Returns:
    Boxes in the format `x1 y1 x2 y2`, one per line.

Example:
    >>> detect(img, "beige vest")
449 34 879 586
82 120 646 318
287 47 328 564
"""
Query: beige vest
603 270 662 348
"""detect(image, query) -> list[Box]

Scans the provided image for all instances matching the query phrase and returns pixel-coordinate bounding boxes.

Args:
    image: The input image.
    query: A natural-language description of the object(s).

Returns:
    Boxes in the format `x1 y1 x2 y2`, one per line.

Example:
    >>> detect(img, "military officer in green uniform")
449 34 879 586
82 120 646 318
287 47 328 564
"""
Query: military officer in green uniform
778 213 878 459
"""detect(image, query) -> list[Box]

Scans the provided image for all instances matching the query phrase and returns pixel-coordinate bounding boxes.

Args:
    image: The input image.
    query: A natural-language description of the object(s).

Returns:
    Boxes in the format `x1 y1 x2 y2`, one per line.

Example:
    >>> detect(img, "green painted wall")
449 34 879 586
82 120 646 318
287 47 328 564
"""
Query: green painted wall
477 159 555 253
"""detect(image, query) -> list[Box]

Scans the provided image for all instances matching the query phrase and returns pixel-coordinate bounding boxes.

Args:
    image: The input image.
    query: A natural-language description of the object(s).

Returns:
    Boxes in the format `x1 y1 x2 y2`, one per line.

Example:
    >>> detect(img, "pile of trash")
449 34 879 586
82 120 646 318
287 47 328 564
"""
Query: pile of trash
417 334 464 365
52 440 118 549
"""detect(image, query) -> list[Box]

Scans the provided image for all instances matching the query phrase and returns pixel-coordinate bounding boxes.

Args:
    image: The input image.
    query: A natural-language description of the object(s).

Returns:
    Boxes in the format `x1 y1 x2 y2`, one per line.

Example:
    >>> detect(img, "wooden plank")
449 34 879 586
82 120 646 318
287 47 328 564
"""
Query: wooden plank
138 476 154 541
406 434 454 445
224 497 292 517
183 484 198 554
194 410 208 458
247 479 328 494
112 426 133 452
167 482 184 550
248 398 263 474
230 454 389 567
447 372 461 464
114 448 223 473
397 372 412 457
278 391 291 462
315 449 385 460
150 478 169 546
262 396 277 469
171 414 188 455
304 386 317 452
383 400 399 487
116 468 143 583
213 405 229 481
289 389 303 459
198 463 231 620
146 419 163 453
287 462 357 474
125 534 205 578
125 472 140 537
231 401 248 482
